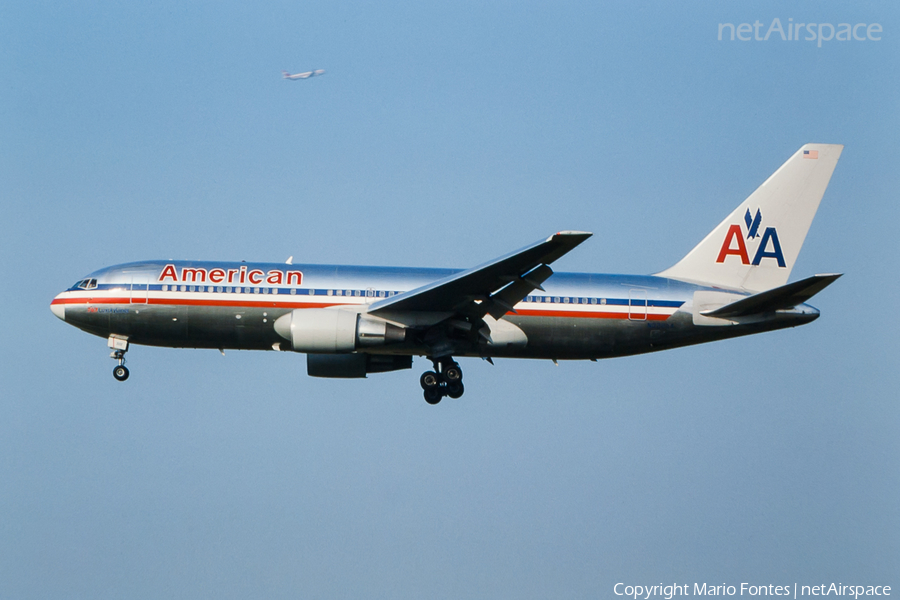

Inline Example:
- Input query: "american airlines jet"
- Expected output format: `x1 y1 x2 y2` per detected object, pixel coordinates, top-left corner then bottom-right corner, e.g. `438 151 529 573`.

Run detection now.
51 144 843 404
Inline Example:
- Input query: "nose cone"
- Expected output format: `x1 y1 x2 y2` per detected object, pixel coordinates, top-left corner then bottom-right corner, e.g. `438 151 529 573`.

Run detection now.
50 298 66 321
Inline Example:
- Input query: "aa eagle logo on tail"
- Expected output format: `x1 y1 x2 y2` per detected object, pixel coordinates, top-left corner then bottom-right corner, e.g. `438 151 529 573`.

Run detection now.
716 208 786 267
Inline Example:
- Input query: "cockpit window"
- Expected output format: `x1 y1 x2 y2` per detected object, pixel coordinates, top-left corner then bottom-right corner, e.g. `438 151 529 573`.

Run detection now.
72 278 98 290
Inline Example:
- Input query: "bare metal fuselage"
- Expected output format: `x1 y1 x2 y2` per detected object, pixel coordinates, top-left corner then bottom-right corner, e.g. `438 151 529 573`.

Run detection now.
51 260 819 361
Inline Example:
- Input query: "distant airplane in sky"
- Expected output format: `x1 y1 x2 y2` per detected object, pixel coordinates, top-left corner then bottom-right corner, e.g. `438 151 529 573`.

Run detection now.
282 69 325 80
51 145 843 404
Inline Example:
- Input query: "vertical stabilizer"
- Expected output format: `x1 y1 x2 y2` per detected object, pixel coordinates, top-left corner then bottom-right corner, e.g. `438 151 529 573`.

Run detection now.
656 144 843 292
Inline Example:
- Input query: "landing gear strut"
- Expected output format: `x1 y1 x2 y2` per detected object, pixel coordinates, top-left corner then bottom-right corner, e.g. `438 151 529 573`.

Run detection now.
420 357 464 404
109 335 130 382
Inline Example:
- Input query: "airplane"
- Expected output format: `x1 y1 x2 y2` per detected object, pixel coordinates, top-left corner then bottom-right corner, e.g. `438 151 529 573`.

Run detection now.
50 144 843 404
282 69 325 80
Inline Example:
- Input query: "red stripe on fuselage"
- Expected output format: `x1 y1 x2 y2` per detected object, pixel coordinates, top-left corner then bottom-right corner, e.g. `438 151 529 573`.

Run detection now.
515 308 671 321
53 297 132 305
51 296 675 320
52 296 344 310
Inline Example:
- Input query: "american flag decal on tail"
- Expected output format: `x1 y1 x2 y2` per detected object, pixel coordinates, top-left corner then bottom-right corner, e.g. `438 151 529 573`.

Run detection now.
803 150 819 159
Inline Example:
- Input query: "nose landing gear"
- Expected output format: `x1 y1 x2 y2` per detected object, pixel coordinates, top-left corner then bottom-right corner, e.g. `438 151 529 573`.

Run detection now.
113 362 129 381
420 358 464 404
108 335 130 381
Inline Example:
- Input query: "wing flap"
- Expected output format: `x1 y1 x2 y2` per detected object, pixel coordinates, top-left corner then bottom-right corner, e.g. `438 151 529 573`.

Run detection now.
485 264 554 320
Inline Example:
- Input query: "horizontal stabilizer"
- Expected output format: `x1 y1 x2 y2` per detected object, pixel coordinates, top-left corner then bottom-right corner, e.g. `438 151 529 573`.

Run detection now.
701 273 842 319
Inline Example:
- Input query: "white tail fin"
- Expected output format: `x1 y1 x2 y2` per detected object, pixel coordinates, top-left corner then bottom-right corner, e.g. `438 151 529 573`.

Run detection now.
657 144 843 292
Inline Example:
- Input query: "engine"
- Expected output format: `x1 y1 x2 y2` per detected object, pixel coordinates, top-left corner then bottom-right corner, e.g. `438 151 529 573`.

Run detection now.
306 353 413 378
274 308 406 353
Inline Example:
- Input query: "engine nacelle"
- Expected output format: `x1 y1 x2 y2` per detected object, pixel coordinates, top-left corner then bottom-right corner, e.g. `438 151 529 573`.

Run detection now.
307 353 413 378
274 309 406 353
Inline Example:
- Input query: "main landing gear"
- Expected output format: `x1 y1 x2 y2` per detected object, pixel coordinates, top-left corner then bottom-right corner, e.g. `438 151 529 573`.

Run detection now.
108 335 130 381
420 358 464 404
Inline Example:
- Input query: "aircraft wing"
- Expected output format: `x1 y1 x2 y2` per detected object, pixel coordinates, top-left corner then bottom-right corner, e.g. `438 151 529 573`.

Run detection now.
367 231 592 321
701 273 842 319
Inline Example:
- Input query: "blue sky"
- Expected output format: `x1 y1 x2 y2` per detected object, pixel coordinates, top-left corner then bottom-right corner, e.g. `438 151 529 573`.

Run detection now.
2 1 898 597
